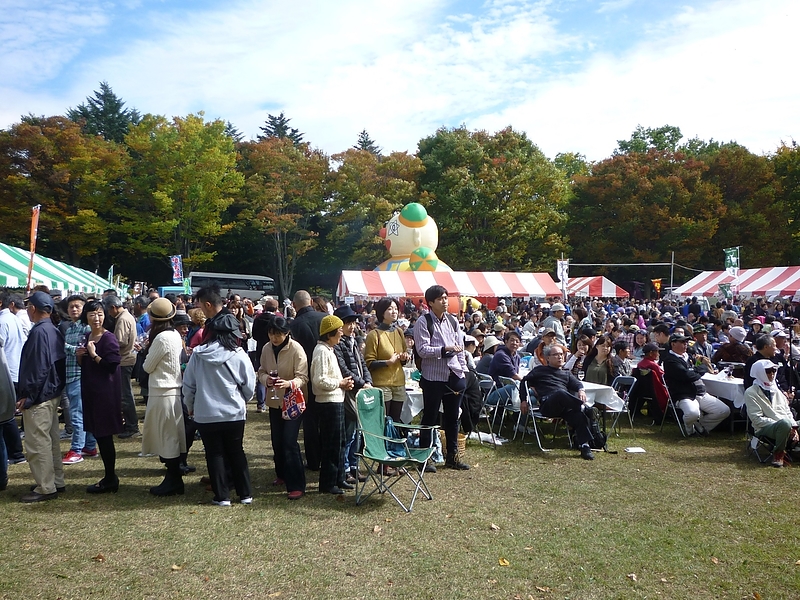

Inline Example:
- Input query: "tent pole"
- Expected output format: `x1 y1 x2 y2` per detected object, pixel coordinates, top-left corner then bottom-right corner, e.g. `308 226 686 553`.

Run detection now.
670 251 674 295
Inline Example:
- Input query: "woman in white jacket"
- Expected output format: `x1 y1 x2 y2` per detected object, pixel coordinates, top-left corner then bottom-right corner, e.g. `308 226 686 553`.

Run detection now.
142 299 187 496
183 313 256 506
744 359 798 468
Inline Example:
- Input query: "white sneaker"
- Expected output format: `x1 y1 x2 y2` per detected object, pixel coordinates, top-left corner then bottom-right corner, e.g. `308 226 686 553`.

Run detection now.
211 499 231 507
240 497 253 505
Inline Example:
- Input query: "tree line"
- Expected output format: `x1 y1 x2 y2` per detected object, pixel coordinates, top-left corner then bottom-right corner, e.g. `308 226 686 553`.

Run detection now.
1 83 798 298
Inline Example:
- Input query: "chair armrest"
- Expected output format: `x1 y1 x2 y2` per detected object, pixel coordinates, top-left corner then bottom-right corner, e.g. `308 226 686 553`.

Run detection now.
357 429 408 445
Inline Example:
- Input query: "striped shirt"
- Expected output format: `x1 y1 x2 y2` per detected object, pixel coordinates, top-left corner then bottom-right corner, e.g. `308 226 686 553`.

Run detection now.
414 312 467 382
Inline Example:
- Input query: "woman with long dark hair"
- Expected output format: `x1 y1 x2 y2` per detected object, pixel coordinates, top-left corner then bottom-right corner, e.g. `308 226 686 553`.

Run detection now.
77 300 123 494
183 313 256 506
141 298 186 496
581 336 616 386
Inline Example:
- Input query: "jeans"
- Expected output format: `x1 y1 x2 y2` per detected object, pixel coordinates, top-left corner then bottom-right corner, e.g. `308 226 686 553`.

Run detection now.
66 379 96 452
197 420 251 502
486 384 516 406
120 365 139 432
1 418 24 461
343 414 359 473
268 408 305 493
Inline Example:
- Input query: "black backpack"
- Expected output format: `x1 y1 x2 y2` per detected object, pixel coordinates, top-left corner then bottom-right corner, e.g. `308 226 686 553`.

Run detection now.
583 405 616 452
412 312 460 371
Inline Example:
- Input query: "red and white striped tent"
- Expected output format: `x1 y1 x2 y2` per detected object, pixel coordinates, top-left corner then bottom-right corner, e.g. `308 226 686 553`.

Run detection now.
673 266 800 298
338 270 561 302
567 276 629 298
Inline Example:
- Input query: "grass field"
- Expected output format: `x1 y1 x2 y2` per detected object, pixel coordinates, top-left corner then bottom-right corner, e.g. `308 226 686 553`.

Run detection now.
2 405 798 600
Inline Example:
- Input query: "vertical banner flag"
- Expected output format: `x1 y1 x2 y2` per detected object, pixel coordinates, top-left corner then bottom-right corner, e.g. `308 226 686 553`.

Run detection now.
651 278 662 296
718 283 732 299
183 277 192 295
108 265 114 287
26 204 41 292
723 247 739 277
170 255 184 284
556 260 569 298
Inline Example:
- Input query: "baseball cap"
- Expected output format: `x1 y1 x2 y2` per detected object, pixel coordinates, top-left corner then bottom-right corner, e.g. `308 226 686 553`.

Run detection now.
26 291 54 312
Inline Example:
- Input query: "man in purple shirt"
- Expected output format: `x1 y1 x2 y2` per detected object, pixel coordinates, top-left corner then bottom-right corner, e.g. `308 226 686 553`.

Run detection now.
414 285 469 471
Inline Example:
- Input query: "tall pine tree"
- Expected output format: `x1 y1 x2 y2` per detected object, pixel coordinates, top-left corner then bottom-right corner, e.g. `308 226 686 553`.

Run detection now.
257 112 304 145
67 81 141 143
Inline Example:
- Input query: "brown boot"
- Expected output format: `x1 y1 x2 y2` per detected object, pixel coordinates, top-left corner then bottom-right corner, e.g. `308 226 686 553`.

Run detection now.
771 450 786 468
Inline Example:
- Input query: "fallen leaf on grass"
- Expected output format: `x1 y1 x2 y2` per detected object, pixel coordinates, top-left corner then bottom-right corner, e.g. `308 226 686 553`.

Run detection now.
711 557 720 565
490 523 500 531
267 592 282 597
499 558 510 566
488 579 498 585
373 526 382 534
346 572 355 577
795 560 800 566
753 593 762 600
535 585 552 592
171 564 183 571
385 518 392 523
626 573 637 582
524 547 533 551
202 576 210 582
660 578 668 583
91 554 105 563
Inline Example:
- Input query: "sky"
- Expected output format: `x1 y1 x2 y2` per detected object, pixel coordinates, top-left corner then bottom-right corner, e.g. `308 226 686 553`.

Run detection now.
1 0 798 161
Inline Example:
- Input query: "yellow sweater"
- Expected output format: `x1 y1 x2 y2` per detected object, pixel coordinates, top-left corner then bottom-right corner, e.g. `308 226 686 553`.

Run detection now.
364 326 406 387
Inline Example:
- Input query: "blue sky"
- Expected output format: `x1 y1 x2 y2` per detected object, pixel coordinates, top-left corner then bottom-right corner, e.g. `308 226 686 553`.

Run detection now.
2 0 797 160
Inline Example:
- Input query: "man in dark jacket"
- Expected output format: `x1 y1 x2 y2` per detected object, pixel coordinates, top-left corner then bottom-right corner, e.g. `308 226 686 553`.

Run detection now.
662 333 730 436
333 305 372 484
251 299 278 412
520 344 595 460
16 292 67 502
290 290 325 471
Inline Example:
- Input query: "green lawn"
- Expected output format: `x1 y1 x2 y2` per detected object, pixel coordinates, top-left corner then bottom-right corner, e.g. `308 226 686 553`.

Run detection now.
2 408 797 600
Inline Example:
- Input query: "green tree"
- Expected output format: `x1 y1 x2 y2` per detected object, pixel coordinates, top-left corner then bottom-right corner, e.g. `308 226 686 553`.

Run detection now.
418 126 570 271
224 121 244 143
704 145 789 268
125 113 244 269
568 150 725 278
773 141 800 264
327 149 423 269
354 130 382 155
239 137 328 298
257 112 304 145
67 81 141 143
0 115 129 268
615 125 683 155
553 152 591 181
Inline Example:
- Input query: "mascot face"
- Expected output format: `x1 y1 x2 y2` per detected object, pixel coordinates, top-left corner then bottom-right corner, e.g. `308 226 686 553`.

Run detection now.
379 202 438 258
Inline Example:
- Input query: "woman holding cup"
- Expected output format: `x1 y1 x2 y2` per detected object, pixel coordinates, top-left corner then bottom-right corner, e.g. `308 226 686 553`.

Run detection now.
257 317 309 500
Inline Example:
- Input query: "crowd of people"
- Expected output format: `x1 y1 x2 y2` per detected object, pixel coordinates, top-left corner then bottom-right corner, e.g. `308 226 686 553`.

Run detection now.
2 286 799 505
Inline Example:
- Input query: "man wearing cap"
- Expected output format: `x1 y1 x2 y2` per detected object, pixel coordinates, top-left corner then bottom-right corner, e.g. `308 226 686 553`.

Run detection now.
0 292 28 465
711 326 753 365
662 333 730 436
541 303 567 346
103 295 140 438
688 325 716 375
16 292 67 502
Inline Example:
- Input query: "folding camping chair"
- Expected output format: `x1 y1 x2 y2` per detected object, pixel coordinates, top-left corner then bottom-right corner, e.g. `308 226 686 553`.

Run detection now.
474 373 499 447
632 367 686 437
516 382 553 452
495 376 522 438
608 375 636 437
744 406 777 464
355 388 437 512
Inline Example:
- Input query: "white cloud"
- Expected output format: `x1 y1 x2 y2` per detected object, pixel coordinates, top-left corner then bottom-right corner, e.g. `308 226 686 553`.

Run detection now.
472 0 800 159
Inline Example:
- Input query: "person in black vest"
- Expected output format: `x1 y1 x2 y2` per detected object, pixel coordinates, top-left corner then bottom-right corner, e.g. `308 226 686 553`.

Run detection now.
289 290 325 471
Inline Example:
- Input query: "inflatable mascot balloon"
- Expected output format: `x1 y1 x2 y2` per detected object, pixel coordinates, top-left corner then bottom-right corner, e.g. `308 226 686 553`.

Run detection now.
375 203 452 272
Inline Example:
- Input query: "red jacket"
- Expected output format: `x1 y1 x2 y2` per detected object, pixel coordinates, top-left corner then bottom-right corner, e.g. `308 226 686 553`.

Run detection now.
637 357 669 411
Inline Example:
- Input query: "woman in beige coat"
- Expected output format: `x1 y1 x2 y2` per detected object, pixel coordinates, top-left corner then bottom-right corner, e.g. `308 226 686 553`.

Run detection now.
257 317 308 500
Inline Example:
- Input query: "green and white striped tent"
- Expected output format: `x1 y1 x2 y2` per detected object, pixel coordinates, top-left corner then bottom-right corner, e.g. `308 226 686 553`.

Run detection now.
0 242 110 294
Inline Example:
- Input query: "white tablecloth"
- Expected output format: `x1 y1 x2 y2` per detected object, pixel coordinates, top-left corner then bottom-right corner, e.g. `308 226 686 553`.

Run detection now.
701 373 746 408
582 381 624 412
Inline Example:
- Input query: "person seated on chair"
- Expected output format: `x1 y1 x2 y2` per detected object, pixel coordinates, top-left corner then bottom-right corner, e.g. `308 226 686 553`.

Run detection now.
486 331 522 406
688 325 716 375
519 344 596 460
612 340 633 377
635 342 669 423
743 334 787 391
744 359 799 468
476 336 502 374
662 333 730 436
711 326 753 365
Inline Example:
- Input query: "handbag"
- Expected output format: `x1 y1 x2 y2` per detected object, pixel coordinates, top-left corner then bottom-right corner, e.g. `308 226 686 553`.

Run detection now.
282 381 306 421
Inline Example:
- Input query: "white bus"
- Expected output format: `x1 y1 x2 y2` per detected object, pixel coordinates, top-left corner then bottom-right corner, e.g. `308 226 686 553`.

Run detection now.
189 272 276 301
